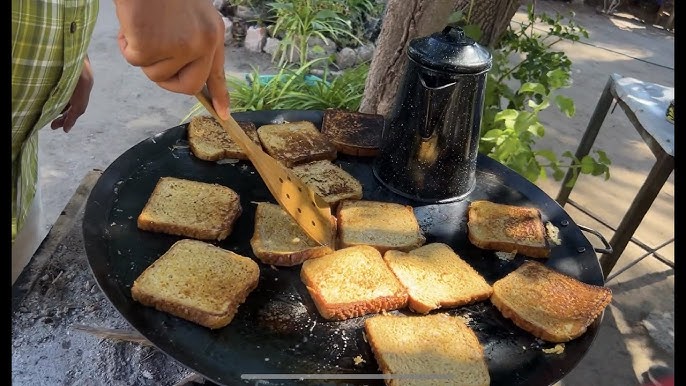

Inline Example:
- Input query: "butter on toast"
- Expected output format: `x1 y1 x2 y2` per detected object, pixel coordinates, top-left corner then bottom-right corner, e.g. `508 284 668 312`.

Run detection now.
300 245 408 320
250 202 334 266
187 115 261 161
337 200 426 254
257 121 337 167
290 160 363 209
467 200 551 258
321 109 384 157
491 261 612 342
131 239 260 329
364 313 490 386
383 243 492 314
137 177 241 241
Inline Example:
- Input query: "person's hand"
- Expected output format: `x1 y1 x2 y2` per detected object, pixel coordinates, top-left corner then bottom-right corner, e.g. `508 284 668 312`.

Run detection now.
114 0 230 120
51 56 94 133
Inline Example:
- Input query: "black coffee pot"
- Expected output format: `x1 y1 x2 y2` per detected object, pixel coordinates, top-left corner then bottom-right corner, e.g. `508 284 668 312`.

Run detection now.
373 26 492 203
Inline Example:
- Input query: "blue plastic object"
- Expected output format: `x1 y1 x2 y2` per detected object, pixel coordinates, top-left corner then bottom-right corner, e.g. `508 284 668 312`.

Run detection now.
245 73 326 86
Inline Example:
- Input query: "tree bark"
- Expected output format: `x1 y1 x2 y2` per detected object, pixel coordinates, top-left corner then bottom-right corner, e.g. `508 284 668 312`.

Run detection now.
455 0 522 48
360 0 522 116
359 0 455 117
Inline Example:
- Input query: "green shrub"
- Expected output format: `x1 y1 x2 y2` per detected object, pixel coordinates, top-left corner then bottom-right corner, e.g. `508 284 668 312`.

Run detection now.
455 4 611 184
266 0 359 66
183 59 368 121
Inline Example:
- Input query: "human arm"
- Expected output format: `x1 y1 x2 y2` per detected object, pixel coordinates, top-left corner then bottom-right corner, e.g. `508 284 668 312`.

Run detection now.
113 0 230 120
51 55 94 133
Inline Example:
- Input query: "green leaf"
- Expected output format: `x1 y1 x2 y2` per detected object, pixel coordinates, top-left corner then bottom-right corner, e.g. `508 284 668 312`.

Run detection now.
513 111 535 133
463 24 483 41
528 98 550 111
591 164 607 176
315 10 339 20
538 166 548 181
596 150 611 165
447 10 464 24
536 149 557 162
553 169 565 181
562 150 575 159
527 122 545 137
580 155 595 174
482 129 503 140
519 82 546 95
555 95 575 117
494 109 518 122
547 68 571 89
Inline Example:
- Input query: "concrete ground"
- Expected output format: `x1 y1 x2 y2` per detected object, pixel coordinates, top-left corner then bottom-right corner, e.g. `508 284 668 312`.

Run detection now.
34 1 674 385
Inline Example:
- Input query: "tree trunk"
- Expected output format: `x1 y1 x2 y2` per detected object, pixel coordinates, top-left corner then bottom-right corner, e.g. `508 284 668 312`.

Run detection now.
455 0 522 48
360 0 522 116
358 0 455 117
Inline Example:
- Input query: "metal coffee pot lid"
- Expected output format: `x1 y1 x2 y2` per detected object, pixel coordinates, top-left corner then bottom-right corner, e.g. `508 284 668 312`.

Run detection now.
408 26 492 74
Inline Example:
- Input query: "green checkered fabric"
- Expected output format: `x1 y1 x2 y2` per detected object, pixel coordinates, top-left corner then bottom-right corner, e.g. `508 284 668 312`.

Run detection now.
12 0 99 241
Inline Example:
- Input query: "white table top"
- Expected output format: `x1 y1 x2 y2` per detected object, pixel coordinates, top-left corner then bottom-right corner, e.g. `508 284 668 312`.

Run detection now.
611 73 674 156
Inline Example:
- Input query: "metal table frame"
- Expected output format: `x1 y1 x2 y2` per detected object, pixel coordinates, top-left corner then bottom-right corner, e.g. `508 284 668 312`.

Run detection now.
555 73 674 278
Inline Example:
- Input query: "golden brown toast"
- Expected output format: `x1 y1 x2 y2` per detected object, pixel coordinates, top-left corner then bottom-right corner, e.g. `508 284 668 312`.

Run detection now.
467 200 551 258
137 177 241 241
300 245 408 320
337 200 426 254
187 115 261 161
290 160 363 209
383 243 492 314
320 109 384 157
364 314 490 386
250 202 334 266
131 239 260 329
256 121 337 167
491 260 612 342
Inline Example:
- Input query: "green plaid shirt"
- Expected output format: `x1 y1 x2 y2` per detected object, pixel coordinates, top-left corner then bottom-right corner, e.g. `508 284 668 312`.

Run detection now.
12 0 99 241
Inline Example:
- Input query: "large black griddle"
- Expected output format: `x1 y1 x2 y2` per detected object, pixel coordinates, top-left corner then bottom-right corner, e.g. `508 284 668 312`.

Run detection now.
84 110 606 386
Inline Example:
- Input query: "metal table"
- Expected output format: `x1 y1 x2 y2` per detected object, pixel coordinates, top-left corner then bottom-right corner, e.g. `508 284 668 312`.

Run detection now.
555 73 674 278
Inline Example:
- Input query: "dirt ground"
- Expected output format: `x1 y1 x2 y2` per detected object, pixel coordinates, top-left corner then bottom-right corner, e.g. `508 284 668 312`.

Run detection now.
29 0 673 385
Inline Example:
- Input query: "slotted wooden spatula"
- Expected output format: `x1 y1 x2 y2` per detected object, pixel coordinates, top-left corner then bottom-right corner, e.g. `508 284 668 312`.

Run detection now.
194 89 336 247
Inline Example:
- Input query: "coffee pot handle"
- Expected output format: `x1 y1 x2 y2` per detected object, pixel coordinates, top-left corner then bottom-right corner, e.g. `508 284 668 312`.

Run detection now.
418 74 457 139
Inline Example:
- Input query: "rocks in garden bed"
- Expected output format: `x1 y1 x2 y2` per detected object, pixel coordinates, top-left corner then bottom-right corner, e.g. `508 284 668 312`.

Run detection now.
307 37 338 59
211 0 224 12
222 17 233 46
245 26 267 52
355 43 375 64
231 18 248 46
263 37 280 56
363 16 383 42
336 48 358 70
236 5 260 21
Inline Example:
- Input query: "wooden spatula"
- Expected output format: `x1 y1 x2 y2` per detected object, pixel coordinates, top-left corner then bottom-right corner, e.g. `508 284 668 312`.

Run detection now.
194 89 336 247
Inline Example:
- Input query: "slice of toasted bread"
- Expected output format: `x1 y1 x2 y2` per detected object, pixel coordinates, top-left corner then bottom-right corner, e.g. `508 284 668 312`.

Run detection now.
137 177 241 241
321 109 384 157
187 115 261 161
256 121 337 167
290 160 363 209
383 243 492 314
467 200 551 258
250 202 334 266
131 239 260 329
300 245 408 320
491 261 612 342
337 200 426 254
364 314 490 386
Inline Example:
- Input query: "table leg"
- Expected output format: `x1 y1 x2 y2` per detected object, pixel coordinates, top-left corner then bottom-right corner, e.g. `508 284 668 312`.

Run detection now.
556 77 615 206
599 152 674 277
